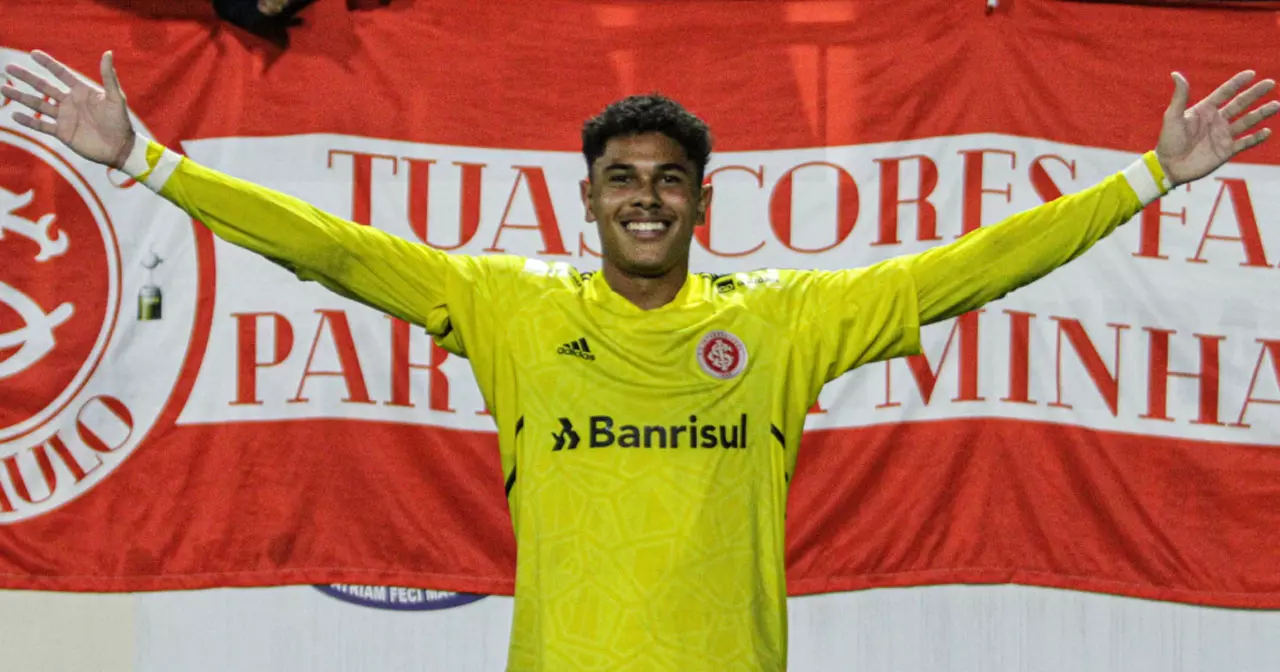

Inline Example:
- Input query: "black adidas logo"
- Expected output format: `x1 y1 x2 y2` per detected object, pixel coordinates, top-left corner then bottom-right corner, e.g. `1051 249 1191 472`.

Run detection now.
557 337 595 361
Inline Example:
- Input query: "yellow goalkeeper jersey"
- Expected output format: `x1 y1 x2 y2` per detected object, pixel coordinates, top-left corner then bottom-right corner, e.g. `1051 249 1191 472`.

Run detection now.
128 138 1168 671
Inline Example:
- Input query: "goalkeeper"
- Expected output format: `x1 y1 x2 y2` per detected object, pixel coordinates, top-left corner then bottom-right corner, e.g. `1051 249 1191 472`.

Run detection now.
4 50 1275 672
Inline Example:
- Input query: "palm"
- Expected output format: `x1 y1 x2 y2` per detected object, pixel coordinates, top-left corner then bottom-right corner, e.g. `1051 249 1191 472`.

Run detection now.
1157 71 1278 186
51 86 130 163
1 51 135 168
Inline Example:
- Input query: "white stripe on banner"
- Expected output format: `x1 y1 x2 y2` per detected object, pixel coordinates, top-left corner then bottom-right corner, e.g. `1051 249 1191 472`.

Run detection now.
171 133 1280 447
128 586 1280 672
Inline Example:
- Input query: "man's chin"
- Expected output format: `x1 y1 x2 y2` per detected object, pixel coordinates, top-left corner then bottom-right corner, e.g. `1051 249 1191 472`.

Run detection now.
613 257 678 279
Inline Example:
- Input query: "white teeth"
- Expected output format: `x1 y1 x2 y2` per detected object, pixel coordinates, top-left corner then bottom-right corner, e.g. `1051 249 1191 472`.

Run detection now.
625 222 666 232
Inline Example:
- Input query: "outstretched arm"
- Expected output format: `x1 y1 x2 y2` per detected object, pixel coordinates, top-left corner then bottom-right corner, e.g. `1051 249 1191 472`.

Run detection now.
908 70 1277 325
1 50 501 336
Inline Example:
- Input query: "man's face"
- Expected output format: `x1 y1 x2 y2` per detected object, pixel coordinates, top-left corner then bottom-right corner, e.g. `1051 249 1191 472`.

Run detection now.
580 132 712 279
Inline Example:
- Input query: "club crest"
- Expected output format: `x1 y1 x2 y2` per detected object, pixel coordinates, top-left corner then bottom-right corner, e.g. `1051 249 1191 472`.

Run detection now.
696 330 747 380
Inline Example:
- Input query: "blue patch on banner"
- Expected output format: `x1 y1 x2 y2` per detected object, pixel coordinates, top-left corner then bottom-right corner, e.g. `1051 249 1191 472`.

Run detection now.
314 584 486 611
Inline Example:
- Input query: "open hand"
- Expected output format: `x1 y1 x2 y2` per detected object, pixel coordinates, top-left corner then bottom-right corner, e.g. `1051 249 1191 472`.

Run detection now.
1 51 136 169
1157 71 1278 186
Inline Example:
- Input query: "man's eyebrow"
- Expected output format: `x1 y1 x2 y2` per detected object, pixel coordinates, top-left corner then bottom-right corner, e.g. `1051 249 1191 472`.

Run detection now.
601 162 690 173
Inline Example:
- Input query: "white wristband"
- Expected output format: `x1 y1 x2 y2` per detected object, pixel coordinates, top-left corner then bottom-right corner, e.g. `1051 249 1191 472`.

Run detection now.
119 135 182 193
120 134 150 179
1123 156 1164 207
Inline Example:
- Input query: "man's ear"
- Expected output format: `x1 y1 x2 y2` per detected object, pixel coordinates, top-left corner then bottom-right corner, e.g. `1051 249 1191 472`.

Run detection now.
579 178 596 223
695 183 713 227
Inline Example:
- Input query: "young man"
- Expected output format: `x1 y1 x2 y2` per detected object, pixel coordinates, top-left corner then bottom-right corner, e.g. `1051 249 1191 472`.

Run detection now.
4 51 1276 671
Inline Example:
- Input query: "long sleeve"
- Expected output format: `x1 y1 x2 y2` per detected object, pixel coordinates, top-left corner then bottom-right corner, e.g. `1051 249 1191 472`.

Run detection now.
786 151 1170 385
121 136 521 355
907 151 1170 325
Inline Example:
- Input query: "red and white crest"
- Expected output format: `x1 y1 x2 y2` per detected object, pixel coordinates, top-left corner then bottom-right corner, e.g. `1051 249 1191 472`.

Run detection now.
0 47 206 522
696 330 747 380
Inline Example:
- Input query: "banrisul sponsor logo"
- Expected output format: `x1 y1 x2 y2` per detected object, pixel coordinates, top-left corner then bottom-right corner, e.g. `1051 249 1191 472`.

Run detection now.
551 415 749 450
313 584 485 611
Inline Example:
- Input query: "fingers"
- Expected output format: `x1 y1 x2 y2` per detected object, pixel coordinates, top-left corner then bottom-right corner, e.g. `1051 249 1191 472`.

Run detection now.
100 51 125 103
1167 72 1190 117
1231 127 1272 155
1221 79 1276 119
3 64 67 101
30 50 87 90
11 111 56 136
1202 70 1256 109
0 85 58 117
1229 100 1280 136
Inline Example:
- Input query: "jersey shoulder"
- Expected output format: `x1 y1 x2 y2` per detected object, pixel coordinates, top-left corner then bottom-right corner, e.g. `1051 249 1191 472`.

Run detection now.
697 268 813 298
697 268 816 323
496 257 589 295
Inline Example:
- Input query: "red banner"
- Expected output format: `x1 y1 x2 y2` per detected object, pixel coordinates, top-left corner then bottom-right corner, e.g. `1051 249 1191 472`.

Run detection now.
2 0 1279 609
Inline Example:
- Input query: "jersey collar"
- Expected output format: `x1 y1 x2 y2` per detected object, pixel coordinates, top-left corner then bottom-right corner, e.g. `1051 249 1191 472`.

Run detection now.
585 270 707 316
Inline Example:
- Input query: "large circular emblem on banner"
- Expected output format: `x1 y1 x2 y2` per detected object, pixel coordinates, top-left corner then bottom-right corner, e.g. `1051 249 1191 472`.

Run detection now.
0 47 205 522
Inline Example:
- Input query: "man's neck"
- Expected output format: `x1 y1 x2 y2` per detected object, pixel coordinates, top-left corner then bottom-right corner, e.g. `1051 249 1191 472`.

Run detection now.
602 262 688 311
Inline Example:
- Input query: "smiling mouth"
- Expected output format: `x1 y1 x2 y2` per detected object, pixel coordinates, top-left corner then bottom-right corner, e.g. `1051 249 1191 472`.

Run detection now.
621 220 672 240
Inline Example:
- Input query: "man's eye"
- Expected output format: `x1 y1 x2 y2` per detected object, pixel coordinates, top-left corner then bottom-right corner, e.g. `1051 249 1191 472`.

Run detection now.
662 174 683 184
609 175 630 184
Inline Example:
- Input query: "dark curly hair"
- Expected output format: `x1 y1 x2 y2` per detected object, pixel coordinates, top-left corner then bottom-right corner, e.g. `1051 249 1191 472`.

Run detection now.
581 94 713 182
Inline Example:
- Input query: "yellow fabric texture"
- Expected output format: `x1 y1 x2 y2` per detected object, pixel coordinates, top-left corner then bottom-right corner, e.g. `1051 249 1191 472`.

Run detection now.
152 141 1153 671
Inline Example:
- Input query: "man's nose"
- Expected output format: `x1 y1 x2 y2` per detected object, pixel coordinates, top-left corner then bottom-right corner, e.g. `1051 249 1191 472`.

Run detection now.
631 178 661 208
